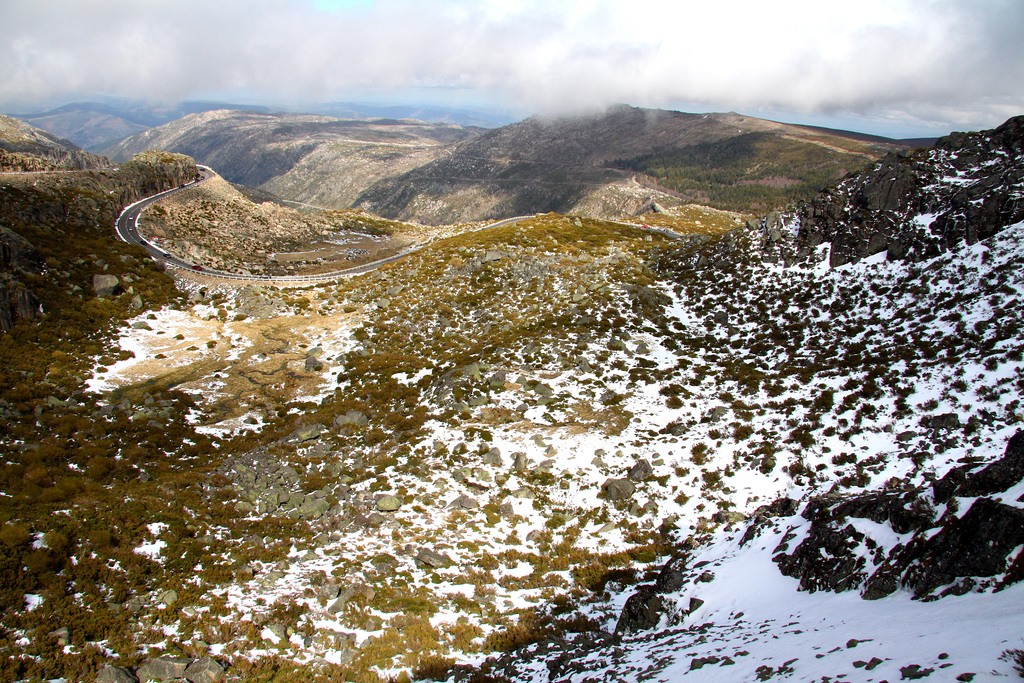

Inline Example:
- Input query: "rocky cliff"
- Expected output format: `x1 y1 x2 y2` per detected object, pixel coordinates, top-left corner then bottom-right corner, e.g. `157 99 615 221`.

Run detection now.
787 115 1024 267
0 148 197 331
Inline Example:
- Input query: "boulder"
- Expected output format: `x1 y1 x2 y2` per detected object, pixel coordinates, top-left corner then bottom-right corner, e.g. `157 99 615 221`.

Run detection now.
136 657 190 682
287 423 323 443
511 452 530 472
415 548 453 568
628 459 654 482
483 447 504 466
95 666 139 683
376 495 402 512
450 494 478 509
602 478 636 501
614 585 665 634
927 412 961 431
334 410 368 427
183 657 224 683
155 589 178 607
92 274 121 297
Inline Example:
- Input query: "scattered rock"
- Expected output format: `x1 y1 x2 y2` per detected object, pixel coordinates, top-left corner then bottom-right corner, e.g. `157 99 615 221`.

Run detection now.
136 657 190 682
602 478 636 501
628 458 654 482
183 657 224 683
899 664 935 679
92 274 121 297
376 495 402 512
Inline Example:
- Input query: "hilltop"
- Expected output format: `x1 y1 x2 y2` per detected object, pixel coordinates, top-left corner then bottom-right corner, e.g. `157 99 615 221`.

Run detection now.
0 115 1022 683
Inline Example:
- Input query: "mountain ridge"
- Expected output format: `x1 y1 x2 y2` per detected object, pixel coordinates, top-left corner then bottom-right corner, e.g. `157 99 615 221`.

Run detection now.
102 105 920 224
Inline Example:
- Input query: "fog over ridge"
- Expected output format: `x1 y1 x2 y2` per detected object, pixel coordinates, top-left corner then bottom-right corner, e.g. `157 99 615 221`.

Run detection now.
3 0 1022 134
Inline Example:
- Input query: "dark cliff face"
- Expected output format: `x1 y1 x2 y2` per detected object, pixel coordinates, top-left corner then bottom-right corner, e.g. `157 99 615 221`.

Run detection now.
792 115 1024 267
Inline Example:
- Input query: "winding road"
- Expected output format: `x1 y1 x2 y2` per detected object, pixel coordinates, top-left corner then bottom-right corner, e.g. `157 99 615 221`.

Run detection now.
115 166 681 284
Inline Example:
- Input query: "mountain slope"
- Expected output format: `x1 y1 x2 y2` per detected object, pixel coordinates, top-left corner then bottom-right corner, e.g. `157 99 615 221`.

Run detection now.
13 102 150 151
783 114 1024 267
103 109 482 203
104 105 917 224
353 105 917 223
1 117 1022 683
0 114 112 170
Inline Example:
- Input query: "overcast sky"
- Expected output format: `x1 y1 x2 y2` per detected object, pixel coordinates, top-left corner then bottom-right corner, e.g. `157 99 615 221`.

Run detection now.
3 0 1023 136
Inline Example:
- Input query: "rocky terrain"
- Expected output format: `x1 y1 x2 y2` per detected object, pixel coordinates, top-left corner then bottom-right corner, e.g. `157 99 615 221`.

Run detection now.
0 115 1022 683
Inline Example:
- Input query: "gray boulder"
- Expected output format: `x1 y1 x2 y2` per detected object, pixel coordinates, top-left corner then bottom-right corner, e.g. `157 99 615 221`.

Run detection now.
334 410 368 427
416 548 453 568
450 494 478 509
184 657 224 683
92 274 121 297
95 666 138 683
628 459 654 482
483 447 504 466
512 452 530 472
136 657 190 682
602 478 636 501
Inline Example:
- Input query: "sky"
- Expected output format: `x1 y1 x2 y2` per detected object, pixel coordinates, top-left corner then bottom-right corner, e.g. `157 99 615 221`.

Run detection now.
2 0 1023 137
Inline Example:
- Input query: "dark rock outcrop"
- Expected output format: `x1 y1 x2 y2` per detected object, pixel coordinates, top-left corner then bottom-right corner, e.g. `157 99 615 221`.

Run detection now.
772 431 1024 600
614 555 689 635
786 115 1024 267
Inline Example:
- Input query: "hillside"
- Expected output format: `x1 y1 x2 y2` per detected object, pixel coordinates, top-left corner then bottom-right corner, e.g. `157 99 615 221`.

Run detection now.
103 109 483 206
355 106 918 222
104 105 919 225
0 114 112 171
0 116 1022 683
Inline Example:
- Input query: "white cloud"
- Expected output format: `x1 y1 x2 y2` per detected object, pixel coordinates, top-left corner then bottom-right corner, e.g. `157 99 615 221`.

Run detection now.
1 0 1022 132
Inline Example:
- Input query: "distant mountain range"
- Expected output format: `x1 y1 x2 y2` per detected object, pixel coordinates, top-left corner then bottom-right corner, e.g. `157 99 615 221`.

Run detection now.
98 104 931 223
9 100 516 152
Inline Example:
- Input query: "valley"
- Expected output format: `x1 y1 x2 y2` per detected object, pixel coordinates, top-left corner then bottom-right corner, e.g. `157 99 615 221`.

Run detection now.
0 112 1023 683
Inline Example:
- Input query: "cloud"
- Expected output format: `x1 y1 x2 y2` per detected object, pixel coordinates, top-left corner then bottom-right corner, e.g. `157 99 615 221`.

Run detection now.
2 0 1022 132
